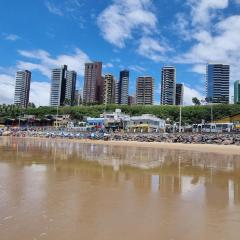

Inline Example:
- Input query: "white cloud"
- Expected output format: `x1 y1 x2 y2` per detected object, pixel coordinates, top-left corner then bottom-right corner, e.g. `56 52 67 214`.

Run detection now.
187 0 229 26
137 37 169 62
45 1 63 16
17 48 90 78
173 14 192 41
180 15 240 81
184 85 205 106
30 82 51 106
45 0 85 27
97 0 157 48
190 64 206 74
103 63 114 69
0 74 15 104
129 65 146 73
17 61 51 78
0 73 51 106
0 47 90 106
3 33 21 41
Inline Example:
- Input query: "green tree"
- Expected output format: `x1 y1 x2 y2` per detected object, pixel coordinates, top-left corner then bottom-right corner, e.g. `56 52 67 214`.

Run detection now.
192 97 201 106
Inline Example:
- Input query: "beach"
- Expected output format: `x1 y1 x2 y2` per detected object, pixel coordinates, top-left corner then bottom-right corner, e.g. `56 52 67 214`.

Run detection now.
4 136 240 155
1 136 240 240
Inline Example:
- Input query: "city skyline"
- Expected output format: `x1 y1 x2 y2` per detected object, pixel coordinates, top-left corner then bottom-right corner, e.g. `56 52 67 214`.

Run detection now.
12 61 237 107
1 1 240 106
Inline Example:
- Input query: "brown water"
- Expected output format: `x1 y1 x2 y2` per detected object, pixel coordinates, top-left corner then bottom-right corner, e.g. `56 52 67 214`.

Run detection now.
0 138 240 240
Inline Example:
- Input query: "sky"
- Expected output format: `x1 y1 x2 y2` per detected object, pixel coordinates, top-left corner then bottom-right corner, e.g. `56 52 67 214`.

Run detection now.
1 0 240 106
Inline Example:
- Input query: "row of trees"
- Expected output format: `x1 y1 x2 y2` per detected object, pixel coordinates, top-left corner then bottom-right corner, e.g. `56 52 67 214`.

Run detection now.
1 104 240 125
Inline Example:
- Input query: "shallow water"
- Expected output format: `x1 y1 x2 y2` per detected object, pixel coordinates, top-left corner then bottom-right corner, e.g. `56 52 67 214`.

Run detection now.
0 137 240 240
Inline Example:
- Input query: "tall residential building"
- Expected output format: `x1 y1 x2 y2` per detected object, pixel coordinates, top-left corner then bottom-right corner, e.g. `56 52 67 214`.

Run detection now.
115 80 119 104
234 80 240 104
119 70 129 105
128 95 136 105
83 62 103 104
14 70 31 108
50 65 67 107
103 74 116 105
206 63 230 104
66 71 77 106
50 65 76 107
161 66 176 105
175 83 184 106
136 76 154 105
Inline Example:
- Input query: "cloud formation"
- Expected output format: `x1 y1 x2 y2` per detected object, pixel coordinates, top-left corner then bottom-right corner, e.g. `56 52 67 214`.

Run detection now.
97 0 157 48
2 33 21 41
0 73 51 106
0 74 15 104
187 0 228 26
0 47 90 106
137 37 169 62
17 48 90 78
45 1 63 16
184 85 205 106
173 0 240 87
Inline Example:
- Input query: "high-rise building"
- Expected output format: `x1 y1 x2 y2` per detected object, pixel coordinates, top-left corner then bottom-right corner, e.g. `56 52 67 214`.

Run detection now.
14 70 31 108
50 65 76 107
83 62 103 104
115 80 119 104
175 83 184 106
136 76 154 105
234 80 240 104
50 65 67 107
128 95 136 105
66 71 77 106
119 70 129 105
103 74 116 105
206 63 230 104
161 66 176 105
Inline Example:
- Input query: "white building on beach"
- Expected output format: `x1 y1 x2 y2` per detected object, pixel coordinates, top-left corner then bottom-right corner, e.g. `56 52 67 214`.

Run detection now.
127 114 166 133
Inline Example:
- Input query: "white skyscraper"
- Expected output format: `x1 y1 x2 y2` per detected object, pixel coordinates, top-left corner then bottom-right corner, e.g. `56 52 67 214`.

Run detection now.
50 65 77 106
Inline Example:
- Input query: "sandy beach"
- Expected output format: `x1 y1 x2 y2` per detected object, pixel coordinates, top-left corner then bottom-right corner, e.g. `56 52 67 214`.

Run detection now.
6 136 240 155
73 139 240 155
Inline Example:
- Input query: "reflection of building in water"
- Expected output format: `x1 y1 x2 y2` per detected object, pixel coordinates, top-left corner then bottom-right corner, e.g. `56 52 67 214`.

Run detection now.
151 175 160 193
159 176 181 194
205 177 230 207
233 181 240 205
191 153 236 172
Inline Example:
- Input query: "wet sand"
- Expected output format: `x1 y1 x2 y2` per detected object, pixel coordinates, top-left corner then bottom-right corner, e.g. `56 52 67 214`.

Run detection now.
10 136 240 155
74 139 240 155
0 137 240 240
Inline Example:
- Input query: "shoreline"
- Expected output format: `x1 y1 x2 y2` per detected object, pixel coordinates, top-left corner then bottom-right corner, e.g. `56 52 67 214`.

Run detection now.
4 136 240 155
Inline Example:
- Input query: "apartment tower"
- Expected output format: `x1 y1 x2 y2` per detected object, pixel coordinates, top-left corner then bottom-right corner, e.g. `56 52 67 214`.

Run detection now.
83 62 103 104
161 66 176 105
136 76 154 105
175 83 184 106
103 74 116 105
50 65 76 106
234 80 240 104
118 70 129 105
65 71 77 106
206 63 230 103
14 70 31 108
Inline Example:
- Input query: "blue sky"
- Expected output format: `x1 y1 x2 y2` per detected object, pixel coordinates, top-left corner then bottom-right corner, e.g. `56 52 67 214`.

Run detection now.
1 0 240 106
